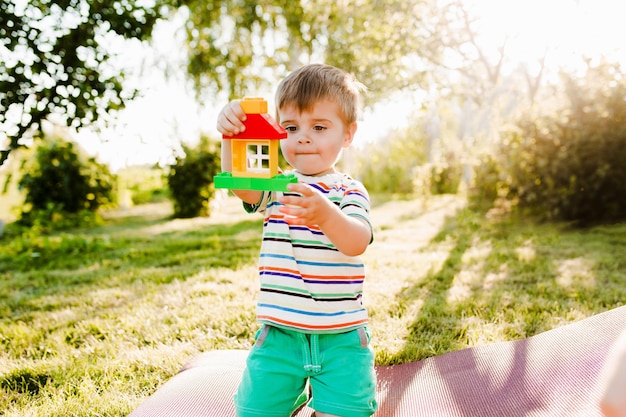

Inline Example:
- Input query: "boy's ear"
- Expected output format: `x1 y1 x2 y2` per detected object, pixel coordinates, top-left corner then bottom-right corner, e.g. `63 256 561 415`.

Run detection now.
343 122 358 147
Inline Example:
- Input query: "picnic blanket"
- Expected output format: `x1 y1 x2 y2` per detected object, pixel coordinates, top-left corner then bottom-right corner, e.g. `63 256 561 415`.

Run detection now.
129 305 626 416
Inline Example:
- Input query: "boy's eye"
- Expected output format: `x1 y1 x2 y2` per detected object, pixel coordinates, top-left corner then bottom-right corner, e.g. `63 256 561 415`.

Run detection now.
284 125 297 132
313 125 326 131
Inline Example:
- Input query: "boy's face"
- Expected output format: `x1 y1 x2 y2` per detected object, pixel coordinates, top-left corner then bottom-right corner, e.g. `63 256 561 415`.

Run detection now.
278 99 357 176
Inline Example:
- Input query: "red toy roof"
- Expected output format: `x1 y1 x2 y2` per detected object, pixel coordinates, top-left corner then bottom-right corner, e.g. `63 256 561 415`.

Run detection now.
222 113 287 140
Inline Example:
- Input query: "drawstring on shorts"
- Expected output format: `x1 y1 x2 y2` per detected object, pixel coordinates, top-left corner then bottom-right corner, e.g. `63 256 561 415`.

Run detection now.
299 333 322 374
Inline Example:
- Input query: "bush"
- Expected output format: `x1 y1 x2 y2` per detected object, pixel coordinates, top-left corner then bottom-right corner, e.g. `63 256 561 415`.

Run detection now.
429 157 463 195
117 165 169 206
167 137 220 218
18 138 115 230
471 61 626 225
352 125 427 194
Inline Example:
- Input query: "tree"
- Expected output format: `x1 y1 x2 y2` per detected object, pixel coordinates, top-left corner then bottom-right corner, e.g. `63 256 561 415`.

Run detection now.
181 0 433 103
472 60 626 225
0 0 175 167
396 0 555 186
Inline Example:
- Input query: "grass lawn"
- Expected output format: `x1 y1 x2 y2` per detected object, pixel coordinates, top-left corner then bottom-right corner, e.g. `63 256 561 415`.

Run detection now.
1 194 625 416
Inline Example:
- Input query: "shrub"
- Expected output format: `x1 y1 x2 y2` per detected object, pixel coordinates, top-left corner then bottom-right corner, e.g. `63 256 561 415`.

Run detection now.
471 61 626 225
352 125 427 194
117 165 169 206
429 157 463 195
167 137 220 218
18 138 115 230
469 153 503 210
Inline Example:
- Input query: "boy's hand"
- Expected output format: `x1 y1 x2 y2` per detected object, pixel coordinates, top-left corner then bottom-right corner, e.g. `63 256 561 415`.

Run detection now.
278 182 371 256
216 100 246 136
278 182 333 226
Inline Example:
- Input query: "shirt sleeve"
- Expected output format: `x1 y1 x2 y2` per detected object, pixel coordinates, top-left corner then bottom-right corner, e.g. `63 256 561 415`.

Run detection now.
243 191 272 214
341 179 374 243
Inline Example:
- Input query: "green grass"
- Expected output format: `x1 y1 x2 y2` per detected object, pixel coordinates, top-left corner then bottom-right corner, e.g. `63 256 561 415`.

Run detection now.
0 157 25 223
367 196 625 364
1 195 625 416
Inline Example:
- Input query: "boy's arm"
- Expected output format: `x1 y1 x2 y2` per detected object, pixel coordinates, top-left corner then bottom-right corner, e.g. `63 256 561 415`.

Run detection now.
217 101 263 205
319 208 371 257
279 182 371 256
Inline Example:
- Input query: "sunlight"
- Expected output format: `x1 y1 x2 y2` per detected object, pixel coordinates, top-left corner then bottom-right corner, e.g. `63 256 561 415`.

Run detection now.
460 316 508 347
447 237 493 303
446 235 511 305
555 257 596 290
515 239 536 263
72 0 626 169
462 0 626 74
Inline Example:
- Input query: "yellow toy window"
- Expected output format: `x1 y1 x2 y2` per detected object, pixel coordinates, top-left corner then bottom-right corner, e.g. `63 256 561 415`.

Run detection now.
247 143 270 172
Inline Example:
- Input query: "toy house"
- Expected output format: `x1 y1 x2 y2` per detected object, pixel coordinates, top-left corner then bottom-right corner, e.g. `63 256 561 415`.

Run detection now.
214 97 297 191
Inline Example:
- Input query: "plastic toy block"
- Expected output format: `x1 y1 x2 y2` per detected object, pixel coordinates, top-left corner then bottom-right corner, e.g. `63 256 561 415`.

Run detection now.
222 113 287 140
229 136 281 178
216 97 291 190
240 97 268 114
214 172 297 192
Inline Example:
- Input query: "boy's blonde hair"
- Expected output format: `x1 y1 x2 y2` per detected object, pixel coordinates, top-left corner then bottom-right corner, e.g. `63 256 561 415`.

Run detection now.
275 64 366 125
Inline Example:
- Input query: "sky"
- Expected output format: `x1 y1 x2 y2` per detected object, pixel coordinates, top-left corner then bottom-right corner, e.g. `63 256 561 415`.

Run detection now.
463 0 625 73
74 0 626 171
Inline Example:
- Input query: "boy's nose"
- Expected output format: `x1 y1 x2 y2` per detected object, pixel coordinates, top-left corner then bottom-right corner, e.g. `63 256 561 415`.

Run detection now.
297 133 312 144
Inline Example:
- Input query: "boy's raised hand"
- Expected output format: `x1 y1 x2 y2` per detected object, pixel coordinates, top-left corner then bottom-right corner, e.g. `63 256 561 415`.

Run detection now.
278 182 371 257
216 100 247 136
278 182 333 226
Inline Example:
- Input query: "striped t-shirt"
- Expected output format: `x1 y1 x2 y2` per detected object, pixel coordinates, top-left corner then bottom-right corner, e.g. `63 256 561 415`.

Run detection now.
244 170 372 333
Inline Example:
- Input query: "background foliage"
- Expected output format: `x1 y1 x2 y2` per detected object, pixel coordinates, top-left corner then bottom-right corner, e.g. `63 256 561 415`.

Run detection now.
470 61 626 225
0 0 175 166
1 1 625 415
351 122 428 195
166 136 220 218
182 0 432 102
18 138 115 230
118 165 169 206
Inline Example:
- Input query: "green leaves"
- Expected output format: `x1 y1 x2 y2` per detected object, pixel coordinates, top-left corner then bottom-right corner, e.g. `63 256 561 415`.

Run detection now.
182 0 430 102
18 138 115 229
166 137 220 218
0 0 173 166
472 61 626 226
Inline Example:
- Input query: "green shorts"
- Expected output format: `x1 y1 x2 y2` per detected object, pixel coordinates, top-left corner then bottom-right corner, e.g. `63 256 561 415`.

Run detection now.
234 325 377 417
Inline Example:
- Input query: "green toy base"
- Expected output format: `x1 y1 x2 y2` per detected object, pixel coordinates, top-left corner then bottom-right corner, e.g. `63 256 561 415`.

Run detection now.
214 172 297 191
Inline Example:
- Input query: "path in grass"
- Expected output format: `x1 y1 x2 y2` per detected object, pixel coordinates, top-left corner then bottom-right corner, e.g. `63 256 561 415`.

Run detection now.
1 193 623 416
365 195 467 363
363 195 625 365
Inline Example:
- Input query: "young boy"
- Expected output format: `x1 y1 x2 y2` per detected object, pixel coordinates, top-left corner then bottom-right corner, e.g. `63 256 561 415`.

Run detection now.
217 63 377 417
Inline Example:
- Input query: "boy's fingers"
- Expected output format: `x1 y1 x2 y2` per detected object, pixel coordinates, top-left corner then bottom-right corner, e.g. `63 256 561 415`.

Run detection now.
286 182 312 196
218 114 240 133
217 100 247 135
229 101 246 119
